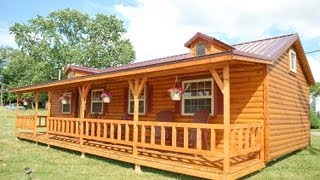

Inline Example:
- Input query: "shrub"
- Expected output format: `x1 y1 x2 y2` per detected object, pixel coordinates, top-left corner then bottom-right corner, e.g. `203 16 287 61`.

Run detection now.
310 108 320 129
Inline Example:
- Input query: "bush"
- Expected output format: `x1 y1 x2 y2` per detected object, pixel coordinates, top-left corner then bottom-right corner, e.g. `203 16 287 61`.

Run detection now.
310 108 320 129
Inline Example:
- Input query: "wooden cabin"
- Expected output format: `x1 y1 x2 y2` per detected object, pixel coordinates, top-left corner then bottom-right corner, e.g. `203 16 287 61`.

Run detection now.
12 32 315 179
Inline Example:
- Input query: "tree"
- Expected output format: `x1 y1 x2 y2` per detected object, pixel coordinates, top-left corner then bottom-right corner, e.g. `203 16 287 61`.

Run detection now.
311 82 320 96
8 8 135 87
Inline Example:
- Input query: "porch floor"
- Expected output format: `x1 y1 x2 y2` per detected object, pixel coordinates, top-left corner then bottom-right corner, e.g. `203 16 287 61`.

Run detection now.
16 131 265 179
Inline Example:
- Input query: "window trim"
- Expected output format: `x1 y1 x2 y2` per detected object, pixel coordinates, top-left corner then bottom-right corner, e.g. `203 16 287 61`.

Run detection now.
289 49 297 73
181 78 214 116
196 43 206 56
61 92 72 114
91 89 104 114
128 87 146 115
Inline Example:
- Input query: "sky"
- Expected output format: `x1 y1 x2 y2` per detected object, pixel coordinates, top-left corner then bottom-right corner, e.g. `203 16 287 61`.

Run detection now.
0 0 319 82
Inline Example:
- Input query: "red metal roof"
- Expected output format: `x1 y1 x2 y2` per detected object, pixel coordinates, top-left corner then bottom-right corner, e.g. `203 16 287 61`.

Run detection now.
232 33 298 61
66 33 299 75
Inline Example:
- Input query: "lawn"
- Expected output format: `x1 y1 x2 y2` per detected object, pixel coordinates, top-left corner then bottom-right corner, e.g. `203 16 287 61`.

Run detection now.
1 107 320 179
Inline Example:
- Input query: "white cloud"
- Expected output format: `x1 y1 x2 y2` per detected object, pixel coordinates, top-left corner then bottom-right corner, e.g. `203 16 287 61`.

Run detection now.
307 55 320 83
0 24 16 48
115 0 320 61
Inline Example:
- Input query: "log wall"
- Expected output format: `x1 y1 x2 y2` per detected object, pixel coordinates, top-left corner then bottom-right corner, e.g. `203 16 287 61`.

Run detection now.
267 48 310 161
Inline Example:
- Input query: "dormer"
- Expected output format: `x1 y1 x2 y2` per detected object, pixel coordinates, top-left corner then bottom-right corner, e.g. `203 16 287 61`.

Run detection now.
65 64 100 79
184 32 234 57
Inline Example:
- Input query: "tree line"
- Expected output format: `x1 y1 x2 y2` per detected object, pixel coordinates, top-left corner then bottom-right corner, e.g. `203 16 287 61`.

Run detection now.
0 9 135 105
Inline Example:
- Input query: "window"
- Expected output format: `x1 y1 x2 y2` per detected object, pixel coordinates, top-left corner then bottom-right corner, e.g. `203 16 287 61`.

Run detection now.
68 71 74 79
128 87 146 114
61 93 71 114
289 49 297 73
182 78 213 115
196 43 206 56
91 89 103 114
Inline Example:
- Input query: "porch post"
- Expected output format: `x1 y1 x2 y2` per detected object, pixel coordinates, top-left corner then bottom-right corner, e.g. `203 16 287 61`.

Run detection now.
128 77 147 172
78 84 91 148
15 93 21 136
34 92 39 137
223 64 230 173
16 93 20 116
46 91 52 144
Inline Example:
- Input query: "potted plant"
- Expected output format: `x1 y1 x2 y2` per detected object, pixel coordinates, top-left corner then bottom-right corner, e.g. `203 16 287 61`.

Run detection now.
168 87 185 101
59 94 71 104
100 91 112 103
21 99 29 106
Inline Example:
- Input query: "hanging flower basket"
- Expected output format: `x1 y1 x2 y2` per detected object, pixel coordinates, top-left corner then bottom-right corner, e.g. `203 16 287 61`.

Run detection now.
101 92 112 103
59 94 71 104
21 99 29 106
168 87 185 101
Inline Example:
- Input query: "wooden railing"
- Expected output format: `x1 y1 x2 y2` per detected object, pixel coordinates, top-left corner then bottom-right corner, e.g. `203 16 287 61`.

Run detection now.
229 123 263 157
16 115 36 130
45 117 263 160
48 117 81 138
82 119 134 146
137 121 225 157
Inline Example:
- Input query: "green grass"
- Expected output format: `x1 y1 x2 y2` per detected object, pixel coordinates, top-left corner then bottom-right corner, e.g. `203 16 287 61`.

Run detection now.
1 107 320 179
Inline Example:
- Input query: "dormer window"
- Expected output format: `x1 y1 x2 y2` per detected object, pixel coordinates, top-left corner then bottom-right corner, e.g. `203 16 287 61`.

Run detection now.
196 43 206 56
289 49 297 73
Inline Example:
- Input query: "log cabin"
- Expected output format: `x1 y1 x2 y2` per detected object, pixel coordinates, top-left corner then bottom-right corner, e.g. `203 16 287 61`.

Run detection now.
11 32 315 179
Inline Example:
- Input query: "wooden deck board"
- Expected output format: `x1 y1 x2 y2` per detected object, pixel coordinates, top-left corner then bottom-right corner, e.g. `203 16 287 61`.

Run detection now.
16 132 265 179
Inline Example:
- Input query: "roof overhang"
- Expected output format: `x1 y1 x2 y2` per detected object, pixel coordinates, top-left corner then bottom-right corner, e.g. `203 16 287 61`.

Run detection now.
10 51 272 93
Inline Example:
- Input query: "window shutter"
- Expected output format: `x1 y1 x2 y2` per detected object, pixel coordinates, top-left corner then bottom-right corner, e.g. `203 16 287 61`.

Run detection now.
104 88 109 114
215 82 223 114
146 84 153 114
86 90 91 115
174 81 182 114
123 87 129 113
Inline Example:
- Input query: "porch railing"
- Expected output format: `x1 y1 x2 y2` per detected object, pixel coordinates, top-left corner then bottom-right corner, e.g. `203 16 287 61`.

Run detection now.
16 115 36 130
18 116 264 163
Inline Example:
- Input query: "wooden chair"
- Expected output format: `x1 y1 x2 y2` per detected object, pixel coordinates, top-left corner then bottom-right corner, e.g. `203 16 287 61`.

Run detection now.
155 110 173 144
189 109 210 150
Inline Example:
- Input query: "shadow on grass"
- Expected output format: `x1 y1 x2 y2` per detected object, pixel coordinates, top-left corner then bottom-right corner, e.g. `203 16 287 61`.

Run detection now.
18 139 201 179
307 146 320 155
85 154 202 179
241 145 320 180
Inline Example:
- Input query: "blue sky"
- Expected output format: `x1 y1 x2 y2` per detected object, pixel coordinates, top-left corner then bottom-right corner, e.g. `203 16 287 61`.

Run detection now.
0 0 319 81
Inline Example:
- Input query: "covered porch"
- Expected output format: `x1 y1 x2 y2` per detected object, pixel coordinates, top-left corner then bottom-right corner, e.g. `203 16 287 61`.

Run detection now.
14 62 266 179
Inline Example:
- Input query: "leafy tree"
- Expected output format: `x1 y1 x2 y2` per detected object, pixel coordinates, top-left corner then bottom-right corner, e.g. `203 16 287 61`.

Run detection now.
310 108 320 129
310 82 320 96
8 8 135 87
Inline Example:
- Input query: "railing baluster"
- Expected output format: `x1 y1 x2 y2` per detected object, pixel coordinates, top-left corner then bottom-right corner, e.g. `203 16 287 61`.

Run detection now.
172 126 177 148
117 124 121 140
211 128 215 151
151 125 155 144
97 122 101 138
196 128 201 150
161 126 165 146
104 122 107 138
184 127 188 149
86 121 89 136
245 128 250 149
230 130 235 152
110 123 114 139
239 128 243 150
91 121 95 137
125 124 129 142
141 125 145 143
250 127 255 148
